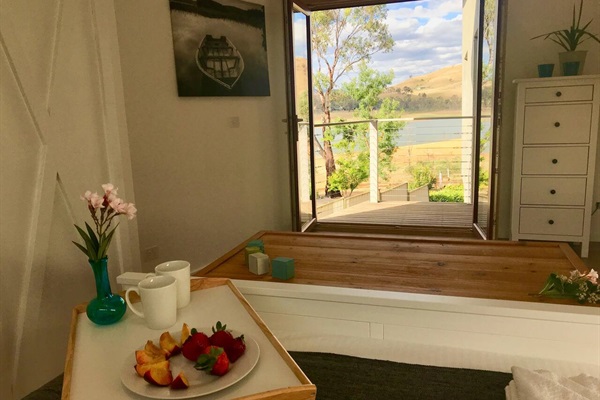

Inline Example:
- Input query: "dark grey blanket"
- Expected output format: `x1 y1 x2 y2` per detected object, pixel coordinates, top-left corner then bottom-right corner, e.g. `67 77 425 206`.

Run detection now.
22 352 512 399
21 374 63 400
289 351 512 400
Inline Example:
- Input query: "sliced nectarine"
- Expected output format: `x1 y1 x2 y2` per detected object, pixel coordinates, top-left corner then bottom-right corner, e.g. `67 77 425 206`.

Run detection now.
159 331 181 357
143 360 173 386
135 349 166 365
170 371 190 390
135 361 156 377
181 323 191 345
144 340 166 357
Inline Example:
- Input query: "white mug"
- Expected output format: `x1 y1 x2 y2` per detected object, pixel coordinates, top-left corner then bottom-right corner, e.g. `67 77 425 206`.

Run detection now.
147 260 191 308
125 275 177 330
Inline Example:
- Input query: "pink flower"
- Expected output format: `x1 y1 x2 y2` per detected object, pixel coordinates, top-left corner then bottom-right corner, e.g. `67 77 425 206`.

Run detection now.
586 269 598 285
83 190 104 210
106 192 118 203
109 197 124 212
81 190 93 201
74 183 136 262
108 197 137 219
569 269 584 280
122 203 137 220
102 183 118 197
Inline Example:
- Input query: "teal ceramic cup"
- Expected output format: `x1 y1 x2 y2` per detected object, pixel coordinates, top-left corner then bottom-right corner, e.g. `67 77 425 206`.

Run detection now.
537 63 554 78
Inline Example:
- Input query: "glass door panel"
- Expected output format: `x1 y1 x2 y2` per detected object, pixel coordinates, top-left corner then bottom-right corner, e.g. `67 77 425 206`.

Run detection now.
287 2 316 230
473 0 502 238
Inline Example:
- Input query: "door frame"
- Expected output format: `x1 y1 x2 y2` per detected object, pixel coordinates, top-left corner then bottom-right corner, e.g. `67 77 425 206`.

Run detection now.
285 0 505 237
472 0 505 239
284 0 318 231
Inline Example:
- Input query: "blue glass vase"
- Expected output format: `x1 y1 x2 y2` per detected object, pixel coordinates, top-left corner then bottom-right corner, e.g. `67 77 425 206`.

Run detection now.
86 257 126 325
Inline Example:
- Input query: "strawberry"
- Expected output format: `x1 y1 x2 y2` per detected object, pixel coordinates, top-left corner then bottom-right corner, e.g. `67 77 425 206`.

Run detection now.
209 321 234 349
225 335 246 363
194 346 230 376
181 329 210 361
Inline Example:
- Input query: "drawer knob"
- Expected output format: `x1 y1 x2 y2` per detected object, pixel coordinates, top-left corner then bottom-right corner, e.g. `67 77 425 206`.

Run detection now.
552 159 558 164
554 122 560 127
550 189 556 194
548 219 555 225
555 91 562 97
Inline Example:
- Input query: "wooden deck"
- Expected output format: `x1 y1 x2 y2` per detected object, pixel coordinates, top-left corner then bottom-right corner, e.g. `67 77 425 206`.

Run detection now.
195 231 595 306
318 200 474 228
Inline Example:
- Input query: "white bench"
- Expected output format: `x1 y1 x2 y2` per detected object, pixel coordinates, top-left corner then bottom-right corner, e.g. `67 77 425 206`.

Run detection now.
233 280 600 377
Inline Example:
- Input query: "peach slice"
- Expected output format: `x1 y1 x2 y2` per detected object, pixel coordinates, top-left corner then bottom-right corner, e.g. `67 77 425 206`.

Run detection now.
181 323 191 345
143 360 173 386
135 349 166 365
135 359 165 378
159 331 181 357
144 340 166 357
170 371 190 390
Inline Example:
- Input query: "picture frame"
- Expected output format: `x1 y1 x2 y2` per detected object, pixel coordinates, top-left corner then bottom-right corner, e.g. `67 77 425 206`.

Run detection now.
169 0 271 97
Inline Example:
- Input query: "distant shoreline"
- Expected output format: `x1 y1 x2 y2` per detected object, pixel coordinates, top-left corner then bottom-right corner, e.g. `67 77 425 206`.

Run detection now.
315 108 492 121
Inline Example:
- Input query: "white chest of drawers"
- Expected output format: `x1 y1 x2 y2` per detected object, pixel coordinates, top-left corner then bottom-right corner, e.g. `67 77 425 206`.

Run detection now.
511 75 600 258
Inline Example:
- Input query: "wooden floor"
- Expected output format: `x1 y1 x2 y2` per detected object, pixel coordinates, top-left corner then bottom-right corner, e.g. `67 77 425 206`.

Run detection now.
196 231 596 306
319 201 474 228
575 241 600 269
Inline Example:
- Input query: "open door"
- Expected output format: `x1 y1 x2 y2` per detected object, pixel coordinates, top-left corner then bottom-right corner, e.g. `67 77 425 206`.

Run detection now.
473 0 503 239
284 1 317 231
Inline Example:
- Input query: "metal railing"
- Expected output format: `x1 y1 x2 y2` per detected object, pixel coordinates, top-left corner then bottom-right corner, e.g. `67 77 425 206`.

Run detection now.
298 116 481 213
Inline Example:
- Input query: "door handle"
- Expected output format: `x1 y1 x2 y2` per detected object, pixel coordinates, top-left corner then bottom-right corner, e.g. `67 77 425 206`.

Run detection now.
282 117 304 123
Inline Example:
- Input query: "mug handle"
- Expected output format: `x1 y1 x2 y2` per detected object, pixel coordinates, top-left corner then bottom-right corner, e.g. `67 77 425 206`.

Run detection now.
125 287 144 318
145 272 156 278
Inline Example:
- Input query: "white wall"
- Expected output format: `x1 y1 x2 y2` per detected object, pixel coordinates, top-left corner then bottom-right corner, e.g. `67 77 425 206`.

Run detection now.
496 0 600 240
113 0 292 273
0 1 140 398
114 0 600 256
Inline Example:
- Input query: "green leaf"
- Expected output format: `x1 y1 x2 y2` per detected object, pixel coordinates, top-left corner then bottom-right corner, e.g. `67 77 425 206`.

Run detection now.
97 223 118 259
72 241 90 258
575 0 583 29
530 0 598 51
85 222 99 250
74 224 97 258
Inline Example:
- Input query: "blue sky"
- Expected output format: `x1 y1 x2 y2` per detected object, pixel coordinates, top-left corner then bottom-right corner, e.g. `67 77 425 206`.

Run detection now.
295 0 463 86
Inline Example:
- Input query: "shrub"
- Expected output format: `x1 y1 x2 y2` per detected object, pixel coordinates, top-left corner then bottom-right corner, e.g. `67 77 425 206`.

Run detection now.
406 162 436 190
429 185 464 202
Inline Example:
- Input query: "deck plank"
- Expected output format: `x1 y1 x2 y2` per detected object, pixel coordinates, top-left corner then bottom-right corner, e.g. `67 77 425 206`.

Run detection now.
319 201 474 228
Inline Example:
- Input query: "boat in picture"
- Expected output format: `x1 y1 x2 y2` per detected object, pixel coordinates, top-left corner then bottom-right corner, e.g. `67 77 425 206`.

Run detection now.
195 35 245 90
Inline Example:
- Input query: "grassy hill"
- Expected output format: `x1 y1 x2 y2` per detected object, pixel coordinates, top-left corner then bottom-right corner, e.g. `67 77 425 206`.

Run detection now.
384 64 462 99
295 60 470 118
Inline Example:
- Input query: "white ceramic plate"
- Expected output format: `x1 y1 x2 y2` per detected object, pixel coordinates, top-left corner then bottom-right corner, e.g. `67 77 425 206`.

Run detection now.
121 329 259 399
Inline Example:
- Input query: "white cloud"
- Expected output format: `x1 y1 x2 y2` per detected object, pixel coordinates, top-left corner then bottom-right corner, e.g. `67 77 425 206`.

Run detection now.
309 0 464 86
293 16 308 58
387 0 461 19
377 0 463 84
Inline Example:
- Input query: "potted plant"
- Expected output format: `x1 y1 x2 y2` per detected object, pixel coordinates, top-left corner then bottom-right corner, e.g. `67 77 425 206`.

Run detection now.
531 0 600 75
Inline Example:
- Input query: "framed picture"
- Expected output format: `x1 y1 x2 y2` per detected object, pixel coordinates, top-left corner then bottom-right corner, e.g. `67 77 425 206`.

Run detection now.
168 0 270 97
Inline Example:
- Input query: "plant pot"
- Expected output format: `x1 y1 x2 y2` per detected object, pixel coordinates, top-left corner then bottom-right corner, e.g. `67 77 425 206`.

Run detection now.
559 51 587 75
86 257 126 325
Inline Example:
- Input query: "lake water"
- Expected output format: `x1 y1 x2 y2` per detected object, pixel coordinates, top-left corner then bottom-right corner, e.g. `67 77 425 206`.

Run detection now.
313 118 491 149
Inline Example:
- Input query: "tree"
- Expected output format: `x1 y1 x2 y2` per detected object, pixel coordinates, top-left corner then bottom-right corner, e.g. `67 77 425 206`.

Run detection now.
327 64 403 195
311 6 394 197
482 0 497 83
327 154 369 196
343 64 403 171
